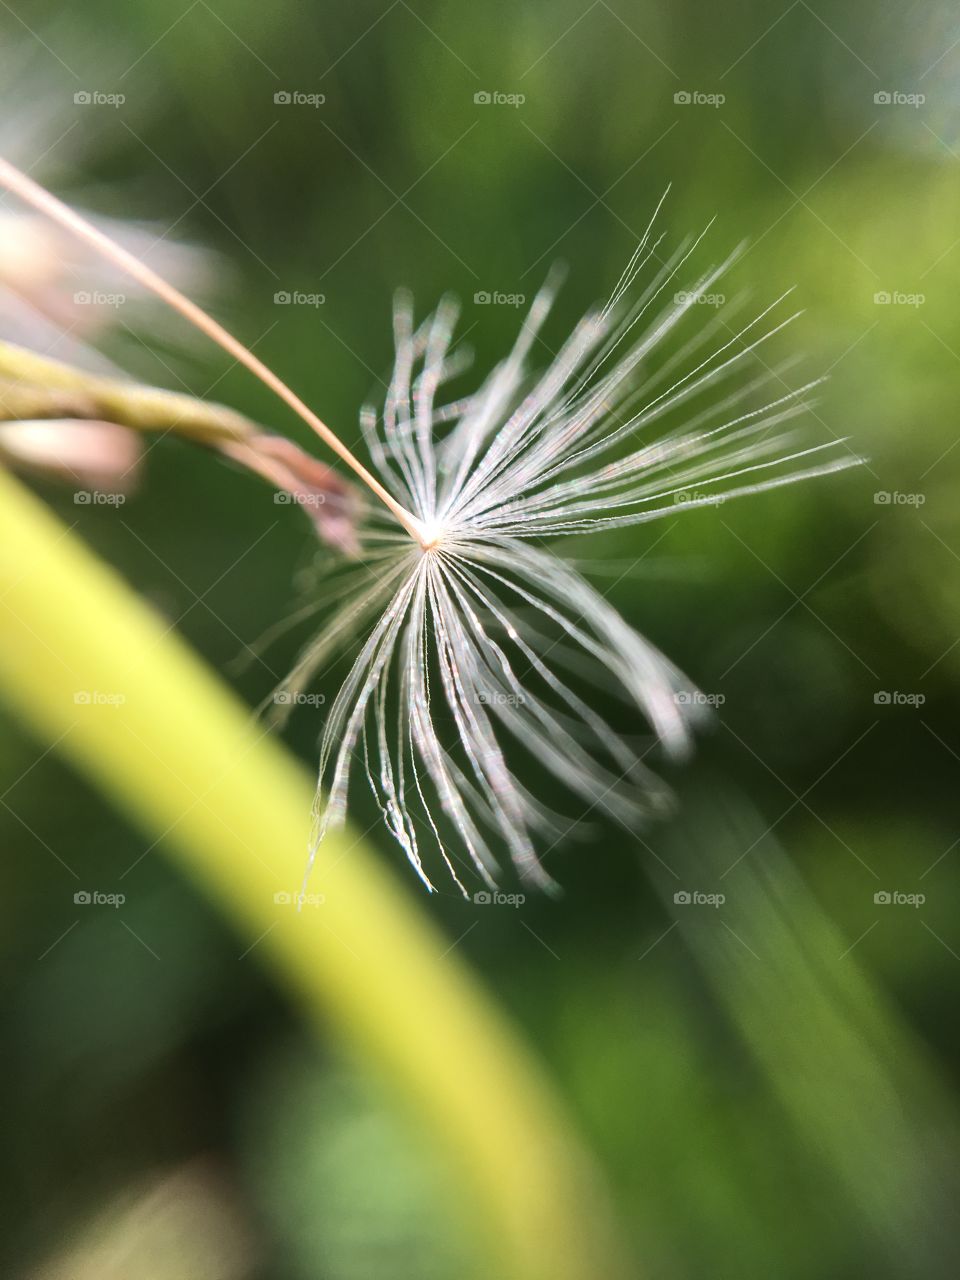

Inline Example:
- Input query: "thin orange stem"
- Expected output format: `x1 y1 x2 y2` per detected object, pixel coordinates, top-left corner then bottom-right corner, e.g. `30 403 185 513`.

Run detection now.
0 155 427 546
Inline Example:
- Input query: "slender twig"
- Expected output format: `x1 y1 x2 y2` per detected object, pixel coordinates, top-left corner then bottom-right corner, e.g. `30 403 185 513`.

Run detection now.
0 155 428 545
0 341 363 552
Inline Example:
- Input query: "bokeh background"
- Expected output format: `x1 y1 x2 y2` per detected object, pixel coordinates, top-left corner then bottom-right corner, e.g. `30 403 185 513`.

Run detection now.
2 1 959 1276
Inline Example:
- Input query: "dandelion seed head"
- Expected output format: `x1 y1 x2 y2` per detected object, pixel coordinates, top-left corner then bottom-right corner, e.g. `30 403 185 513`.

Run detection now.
280 203 863 896
417 519 449 551
0 153 863 898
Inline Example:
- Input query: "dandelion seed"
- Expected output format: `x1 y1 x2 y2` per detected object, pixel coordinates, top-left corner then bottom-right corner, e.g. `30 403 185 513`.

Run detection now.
0 156 862 895
284 246 861 894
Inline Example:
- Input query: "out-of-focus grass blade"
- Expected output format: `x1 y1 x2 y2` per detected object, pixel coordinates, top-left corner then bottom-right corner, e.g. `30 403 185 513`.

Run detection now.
0 467 629 1280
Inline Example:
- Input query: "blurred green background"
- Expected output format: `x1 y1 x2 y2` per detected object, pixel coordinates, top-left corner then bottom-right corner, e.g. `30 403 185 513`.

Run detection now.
2 1 960 1276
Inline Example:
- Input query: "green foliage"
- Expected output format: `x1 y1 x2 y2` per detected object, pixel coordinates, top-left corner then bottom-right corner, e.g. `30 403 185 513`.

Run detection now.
1 1 958 1275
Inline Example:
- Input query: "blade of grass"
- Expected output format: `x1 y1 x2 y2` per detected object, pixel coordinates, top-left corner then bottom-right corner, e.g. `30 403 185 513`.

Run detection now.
0 466 629 1280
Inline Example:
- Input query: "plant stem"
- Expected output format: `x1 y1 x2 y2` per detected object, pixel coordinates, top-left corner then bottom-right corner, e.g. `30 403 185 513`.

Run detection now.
0 155 428 546
0 340 257 444
0 467 630 1280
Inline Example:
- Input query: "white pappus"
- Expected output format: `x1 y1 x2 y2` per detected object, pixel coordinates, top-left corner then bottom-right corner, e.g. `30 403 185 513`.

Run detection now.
279 205 862 896
0 158 861 897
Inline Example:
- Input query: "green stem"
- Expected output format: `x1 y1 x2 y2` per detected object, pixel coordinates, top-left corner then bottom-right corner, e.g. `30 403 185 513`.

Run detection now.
0 340 257 444
0 467 629 1280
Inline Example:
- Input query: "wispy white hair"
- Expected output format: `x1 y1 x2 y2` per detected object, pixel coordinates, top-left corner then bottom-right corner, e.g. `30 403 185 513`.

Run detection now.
280 208 860 894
